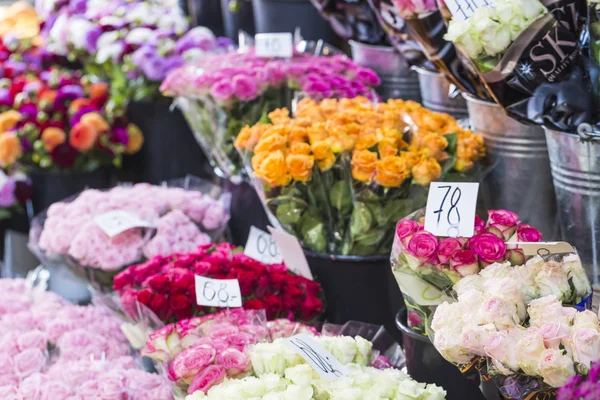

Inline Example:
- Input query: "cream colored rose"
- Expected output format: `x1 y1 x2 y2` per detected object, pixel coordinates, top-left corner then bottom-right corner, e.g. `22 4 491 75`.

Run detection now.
461 324 497 356
483 277 526 320
516 331 546 375
572 328 600 372
434 326 474 365
431 302 464 333
535 261 571 301
538 348 576 388
573 310 600 331
479 262 512 281
484 329 522 372
563 254 591 298
477 297 520 330
453 274 484 296
528 296 568 327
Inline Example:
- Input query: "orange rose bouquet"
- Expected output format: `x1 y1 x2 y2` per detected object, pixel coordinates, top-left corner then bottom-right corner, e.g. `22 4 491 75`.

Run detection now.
235 97 484 255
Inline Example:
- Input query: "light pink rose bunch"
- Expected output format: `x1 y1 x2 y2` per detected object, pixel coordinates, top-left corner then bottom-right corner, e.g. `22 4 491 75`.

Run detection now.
33 183 229 275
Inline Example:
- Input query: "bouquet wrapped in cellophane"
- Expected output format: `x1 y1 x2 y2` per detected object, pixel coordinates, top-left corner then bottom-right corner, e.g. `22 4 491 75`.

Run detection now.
235 96 484 256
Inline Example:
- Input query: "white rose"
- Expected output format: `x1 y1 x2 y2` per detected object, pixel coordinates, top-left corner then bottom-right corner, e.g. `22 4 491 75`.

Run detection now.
284 364 316 387
479 262 513 281
445 19 483 59
538 348 576 388
431 302 463 333
535 261 571 301
434 326 474 364
528 296 568 327
453 274 483 296
563 254 591 298
395 379 429 399
484 277 526 320
96 42 124 64
564 307 577 325
460 324 497 356
457 289 484 317
473 11 513 57
261 373 287 392
538 322 572 349
572 328 600 372
97 31 120 49
125 28 154 45
478 297 520 330
509 0 547 21
484 330 522 371
516 331 546 375
47 13 69 55
67 18 96 50
574 310 600 331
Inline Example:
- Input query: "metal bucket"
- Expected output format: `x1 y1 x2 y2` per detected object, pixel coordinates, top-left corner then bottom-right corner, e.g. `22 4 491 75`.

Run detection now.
349 41 421 102
415 67 468 119
544 128 600 286
464 94 559 240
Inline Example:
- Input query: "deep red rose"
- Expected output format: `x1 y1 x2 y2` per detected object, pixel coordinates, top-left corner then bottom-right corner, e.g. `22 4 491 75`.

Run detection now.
254 275 270 299
169 294 191 310
113 269 134 291
148 275 170 293
236 270 258 297
193 261 211 275
263 294 282 319
149 293 170 320
174 255 197 269
169 268 195 294
174 308 193 321
243 299 265 311
269 272 289 291
50 143 77 168
302 280 322 297
300 296 323 321
137 289 153 305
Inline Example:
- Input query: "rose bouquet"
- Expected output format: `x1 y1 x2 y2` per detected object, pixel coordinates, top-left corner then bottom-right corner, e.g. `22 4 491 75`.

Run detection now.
161 49 380 179
114 242 324 323
234 97 484 255
444 0 594 130
391 209 592 334
42 0 232 104
431 294 600 399
29 181 229 289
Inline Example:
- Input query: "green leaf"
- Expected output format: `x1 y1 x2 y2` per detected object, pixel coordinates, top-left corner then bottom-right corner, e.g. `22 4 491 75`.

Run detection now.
352 242 379 256
0 209 11 220
300 213 326 252
330 181 352 216
276 202 304 226
444 132 458 155
259 111 270 124
350 202 372 237
440 155 457 177
354 229 386 247
366 202 387 226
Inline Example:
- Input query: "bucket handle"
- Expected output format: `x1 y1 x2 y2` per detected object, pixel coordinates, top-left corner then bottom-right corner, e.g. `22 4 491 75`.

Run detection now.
577 123 600 142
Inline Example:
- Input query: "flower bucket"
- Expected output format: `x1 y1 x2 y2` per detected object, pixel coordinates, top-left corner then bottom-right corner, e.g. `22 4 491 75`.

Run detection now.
415 66 468 119
304 251 404 340
123 98 213 184
396 308 486 400
349 41 421 102
222 179 270 246
544 127 600 286
27 167 113 214
464 94 559 240
220 0 255 40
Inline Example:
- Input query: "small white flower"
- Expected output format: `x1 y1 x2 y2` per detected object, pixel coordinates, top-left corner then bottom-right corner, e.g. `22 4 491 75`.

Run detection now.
125 28 154 45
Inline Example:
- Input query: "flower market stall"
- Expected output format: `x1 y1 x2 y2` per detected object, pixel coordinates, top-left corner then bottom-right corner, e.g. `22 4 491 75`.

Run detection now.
0 0 599 399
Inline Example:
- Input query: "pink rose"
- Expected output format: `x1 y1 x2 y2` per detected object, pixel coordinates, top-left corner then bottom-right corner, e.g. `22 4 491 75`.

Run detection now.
538 348 575 387
474 215 486 234
0 385 19 400
0 356 13 375
479 297 519 330
406 231 438 262
202 203 227 231
538 322 572 349
17 330 48 352
228 332 258 347
515 224 542 242
168 345 216 381
468 233 507 265
572 328 600 371
487 210 520 240
41 381 73 400
0 333 19 357
187 364 226 394
395 219 419 247
449 250 479 277
216 348 250 376
13 348 45 378
437 238 463 264
0 375 18 387
232 74 258 101
96 377 124 400
141 324 181 363
484 330 521 371
207 323 239 341
210 79 234 102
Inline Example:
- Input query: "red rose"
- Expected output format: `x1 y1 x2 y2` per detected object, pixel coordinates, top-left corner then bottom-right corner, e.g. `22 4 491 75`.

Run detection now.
174 255 197 269
263 294 282 319
269 272 289 291
174 308 193 321
300 296 323 321
193 261 211 275
148 275 170 293
169 269 195 294
236 270 258 297
137 289 153 305
170 294 191 310
254 275 270 299
243 299 265 311
113 269 134 291
149 293 170 320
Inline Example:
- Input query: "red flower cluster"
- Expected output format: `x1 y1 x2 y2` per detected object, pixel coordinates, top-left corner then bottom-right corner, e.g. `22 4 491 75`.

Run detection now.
114 243 324 324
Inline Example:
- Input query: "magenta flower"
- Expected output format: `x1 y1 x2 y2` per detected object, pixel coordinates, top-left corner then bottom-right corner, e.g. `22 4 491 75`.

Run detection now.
0 179 16 208
210 80 235 102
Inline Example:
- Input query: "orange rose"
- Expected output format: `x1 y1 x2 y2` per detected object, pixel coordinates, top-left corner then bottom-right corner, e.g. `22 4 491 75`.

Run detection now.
126 124 144 154
417 133 448 161
307 124 327 144
41 127 66 151
0 110 21 133
251 152 268 172
412 158 442 186
289 142 311 155
311 139 331 160
288 127 308 144
69 122 98 151
39 90 57 105
399 151 423 169
374 156 409 187
0 134 22 166
316 153 336 171
455 158 474 172
68 98 91 114
253 132 286 154
286 154 314 182
268 108 290 125
378 137 398 158
80 112 109 133
90 82 108 100
234 125 253 150
255 150 291 187
355 133 379 151
351 150 378 182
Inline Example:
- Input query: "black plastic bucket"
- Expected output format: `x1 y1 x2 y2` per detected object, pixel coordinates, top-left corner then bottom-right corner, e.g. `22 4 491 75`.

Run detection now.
221 0 255 41
123 99 213 184
396 308 486 400
304 251 403 338
223 179 270 246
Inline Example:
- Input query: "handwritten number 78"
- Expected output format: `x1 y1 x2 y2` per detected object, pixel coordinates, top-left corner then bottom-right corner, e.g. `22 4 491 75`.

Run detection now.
433 185 462 226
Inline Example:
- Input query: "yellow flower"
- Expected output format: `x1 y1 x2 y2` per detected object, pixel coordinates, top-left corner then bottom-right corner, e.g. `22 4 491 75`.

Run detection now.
0 110 21 133
417 133 448 161
126 124 144 154
351 150 378 182
311 139 331 160
253 132 286 154
374 156 409 187
455 158 474 172
251 151 268 172
307 124 327 144
234 125 253 150
268 108 290 125
255 150 291 187
317 153 336 171
355 133 379 151
288 126 308 144
289 142 312 155
378 137 398 158
412 158 442 186
286 154 314 182
399 151 423 169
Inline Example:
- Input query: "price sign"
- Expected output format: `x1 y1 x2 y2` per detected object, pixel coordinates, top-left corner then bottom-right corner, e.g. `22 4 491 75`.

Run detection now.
268 227 314 280
282 334 349 381
244 226 283 264
506 242 575 256
424 182 479 238
445 0 496 20
194 276 242 308
94 210 153 237
255 33 293 58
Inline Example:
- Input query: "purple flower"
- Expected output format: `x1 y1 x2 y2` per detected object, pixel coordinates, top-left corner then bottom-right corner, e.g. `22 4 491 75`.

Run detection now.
20 137 32 152
355 68 381 87
175 27 217 54
217 37 234 49
209 79 234 102
232 74 258 101
69 0 87 13
302 80 332 100
163 56 184 73
55 85 84 105
111 127 128 145
19 104 37 121
84 26 102 53
0 88 12 107
70 105 100 126
0 179 16 208
4 60 26 77
141 56 168 82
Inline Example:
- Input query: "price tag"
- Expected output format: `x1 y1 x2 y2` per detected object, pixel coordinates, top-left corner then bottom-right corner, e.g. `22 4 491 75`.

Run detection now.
506 242 575 256
244 226 283 264
194 276 242 308
255 33 293 58
282 334 349 381
268 227 314 280
424 182 479 238
94 210 153 237
445 0 496 20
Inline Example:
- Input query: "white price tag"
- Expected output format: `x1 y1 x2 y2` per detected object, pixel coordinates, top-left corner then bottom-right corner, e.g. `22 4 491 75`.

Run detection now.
94 210 153 237
194 276 242 308
424 182 479 238
282 334 349 381
445 0 496 20
506 241 575 256
244 226 283 264
255 33 293 58
268 227 314 280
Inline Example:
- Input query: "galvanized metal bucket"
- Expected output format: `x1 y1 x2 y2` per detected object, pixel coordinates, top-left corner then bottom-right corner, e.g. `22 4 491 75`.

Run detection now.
464 94 559 240
415 67 468 119
349 40 421 102
544 127 600 286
